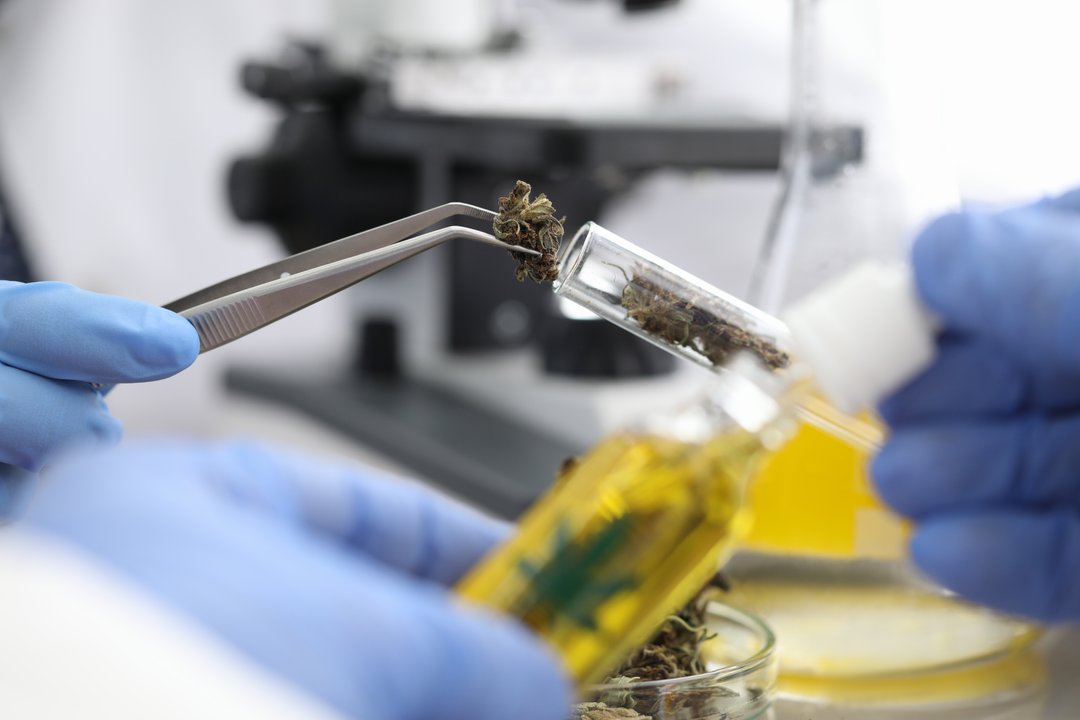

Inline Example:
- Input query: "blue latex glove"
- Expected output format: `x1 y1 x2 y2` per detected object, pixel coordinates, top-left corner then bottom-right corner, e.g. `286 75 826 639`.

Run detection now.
0 281 198 471
23 440 570 720
873 190 1080 621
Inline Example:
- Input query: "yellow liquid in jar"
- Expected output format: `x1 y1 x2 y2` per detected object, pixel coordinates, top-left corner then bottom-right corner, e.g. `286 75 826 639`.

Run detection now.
456 430 766 686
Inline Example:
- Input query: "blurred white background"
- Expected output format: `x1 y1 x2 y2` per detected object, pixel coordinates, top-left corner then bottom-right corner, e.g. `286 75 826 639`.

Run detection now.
0 0 1077 440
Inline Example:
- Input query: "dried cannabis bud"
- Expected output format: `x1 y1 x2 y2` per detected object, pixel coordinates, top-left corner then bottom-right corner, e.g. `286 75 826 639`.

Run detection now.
611 587 718 681
571 702 651 720
494 180 564 283
571 577 734 720
618 271 790 371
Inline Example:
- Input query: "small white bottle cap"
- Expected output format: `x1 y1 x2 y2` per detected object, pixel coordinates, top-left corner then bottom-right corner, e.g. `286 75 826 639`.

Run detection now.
780 262 937 414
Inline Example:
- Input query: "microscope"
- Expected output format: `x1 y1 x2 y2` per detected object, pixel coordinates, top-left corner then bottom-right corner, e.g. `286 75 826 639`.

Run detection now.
225 0 862 517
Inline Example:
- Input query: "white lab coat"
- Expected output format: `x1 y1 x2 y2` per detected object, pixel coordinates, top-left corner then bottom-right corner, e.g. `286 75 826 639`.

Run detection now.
0 529 343 719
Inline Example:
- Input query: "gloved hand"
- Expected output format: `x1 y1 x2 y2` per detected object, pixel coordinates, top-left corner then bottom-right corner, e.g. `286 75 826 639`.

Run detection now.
873 189 1080 622
0 281 198 471
24 441 570 720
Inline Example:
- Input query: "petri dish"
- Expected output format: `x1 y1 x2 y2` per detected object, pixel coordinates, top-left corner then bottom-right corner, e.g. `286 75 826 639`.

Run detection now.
576 601 778 720
724 554 1046 718
774 650 1046 720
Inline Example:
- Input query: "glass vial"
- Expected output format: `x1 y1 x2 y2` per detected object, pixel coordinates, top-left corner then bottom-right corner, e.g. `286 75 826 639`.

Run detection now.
554 222 794 375
553 222 933 441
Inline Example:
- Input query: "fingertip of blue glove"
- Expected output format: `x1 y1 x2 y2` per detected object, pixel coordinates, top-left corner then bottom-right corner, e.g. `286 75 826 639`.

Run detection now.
0 283 200 383
1040 187 1080 214
909 517 966 579
452 607 573 720
910 211 980 317
870 438 925 519
872 427 1008 520
911 199 1080 378
93 403 124 447
375 591 572 720
127 306 200 380
0 368 126 472
911 512 1080 622
909 515 1034 616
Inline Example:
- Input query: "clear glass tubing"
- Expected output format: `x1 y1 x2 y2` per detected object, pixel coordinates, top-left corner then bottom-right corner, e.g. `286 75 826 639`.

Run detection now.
553 222 883 452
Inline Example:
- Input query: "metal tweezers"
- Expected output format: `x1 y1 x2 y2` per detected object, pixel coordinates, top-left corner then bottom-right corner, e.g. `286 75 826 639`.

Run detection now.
166 203 535 353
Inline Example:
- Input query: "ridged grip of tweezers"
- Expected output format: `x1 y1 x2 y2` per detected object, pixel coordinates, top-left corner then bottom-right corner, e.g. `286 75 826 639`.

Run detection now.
186 296 267 353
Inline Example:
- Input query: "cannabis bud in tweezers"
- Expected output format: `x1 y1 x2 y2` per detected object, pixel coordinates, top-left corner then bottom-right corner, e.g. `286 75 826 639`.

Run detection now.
494 180 565 283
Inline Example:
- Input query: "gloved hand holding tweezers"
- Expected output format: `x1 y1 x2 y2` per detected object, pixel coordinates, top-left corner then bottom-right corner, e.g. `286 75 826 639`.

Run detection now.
168 202 537 353
0 204 532 473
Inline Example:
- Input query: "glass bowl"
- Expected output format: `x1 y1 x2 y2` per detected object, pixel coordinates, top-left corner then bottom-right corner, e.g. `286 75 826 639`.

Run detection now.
575 601 778 720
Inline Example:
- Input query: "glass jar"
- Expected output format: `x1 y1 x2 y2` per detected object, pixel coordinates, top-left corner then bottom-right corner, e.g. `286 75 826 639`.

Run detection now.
576 602 778 720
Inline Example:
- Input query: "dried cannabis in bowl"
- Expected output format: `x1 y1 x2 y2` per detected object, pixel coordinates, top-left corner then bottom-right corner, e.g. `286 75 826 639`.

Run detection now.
572 580 731 720
494 180 564 283
609 586 718 682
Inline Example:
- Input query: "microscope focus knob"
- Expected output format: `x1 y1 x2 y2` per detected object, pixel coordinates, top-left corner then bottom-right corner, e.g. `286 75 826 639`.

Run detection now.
622 0 680 10
228 155 292 225
355 318 401 379
240 58 362 108
542 316 676 378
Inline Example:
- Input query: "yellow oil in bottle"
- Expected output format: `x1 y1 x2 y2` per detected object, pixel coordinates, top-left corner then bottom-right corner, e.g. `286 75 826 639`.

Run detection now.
456 429 769 687
742 407 908 560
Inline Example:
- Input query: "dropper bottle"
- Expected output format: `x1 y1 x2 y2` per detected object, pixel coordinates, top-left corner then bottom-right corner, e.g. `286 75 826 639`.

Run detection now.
456 222 939 689
457 353 801 687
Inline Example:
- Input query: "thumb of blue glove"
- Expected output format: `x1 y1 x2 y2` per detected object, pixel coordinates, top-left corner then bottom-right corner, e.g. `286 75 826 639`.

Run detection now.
0 282 198 470
908 200 1080 409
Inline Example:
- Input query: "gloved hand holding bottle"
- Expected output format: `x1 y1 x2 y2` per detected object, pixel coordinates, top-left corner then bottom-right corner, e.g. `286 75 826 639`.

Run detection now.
554 191 1080 626
22 440 570 720
0 281 198 471
872 190 1080 622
